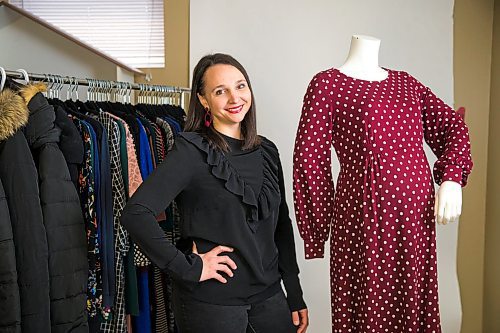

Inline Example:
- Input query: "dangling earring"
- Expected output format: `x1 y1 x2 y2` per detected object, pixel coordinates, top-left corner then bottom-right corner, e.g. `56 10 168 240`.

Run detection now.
204 107 212 127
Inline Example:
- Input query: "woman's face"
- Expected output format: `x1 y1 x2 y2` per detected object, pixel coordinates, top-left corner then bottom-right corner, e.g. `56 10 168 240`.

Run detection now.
197 64 252 132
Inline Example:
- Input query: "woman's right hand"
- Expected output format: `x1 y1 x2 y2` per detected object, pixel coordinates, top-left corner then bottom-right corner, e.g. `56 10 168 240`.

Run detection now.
192 242 237 283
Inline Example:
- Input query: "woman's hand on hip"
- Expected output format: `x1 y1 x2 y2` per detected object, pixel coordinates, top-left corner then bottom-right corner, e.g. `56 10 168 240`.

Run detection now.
192 242 237 283
292 308 309 333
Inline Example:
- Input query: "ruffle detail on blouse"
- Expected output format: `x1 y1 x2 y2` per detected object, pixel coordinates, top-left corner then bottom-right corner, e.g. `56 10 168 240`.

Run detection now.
179 132 280 232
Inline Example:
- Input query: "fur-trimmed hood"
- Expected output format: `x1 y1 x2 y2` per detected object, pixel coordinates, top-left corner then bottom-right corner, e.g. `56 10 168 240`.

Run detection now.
0 88 29 141
19 83 47 105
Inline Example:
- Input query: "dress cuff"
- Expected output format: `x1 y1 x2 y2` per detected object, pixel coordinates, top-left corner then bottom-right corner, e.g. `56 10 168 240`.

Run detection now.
441 165 463 186
303 238 325 259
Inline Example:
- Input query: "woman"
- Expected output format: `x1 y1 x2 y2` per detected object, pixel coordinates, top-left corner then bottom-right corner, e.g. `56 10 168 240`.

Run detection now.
121 53 308 333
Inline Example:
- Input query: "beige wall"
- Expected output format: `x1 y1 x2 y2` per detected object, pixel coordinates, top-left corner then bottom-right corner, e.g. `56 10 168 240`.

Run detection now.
135 0 190 88
454 0 495 332
484 0 500 332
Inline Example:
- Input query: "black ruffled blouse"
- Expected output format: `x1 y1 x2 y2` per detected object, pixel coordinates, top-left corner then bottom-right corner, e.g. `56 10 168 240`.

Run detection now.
121 132 306 311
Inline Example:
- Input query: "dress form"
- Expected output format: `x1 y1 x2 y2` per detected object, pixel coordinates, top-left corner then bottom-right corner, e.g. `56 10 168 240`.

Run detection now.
338 35 388 82
340 34 462 224
293 34 472 332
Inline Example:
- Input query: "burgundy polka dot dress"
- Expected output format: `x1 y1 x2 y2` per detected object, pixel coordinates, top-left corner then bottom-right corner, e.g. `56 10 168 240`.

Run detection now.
293 68 473 332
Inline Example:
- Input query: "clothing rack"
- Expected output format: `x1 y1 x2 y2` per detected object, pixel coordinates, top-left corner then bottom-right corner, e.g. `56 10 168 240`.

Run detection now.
2 69 191 107
1 67 190 333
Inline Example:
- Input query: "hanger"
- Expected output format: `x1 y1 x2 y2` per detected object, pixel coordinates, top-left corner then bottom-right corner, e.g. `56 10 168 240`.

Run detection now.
16 68 30 84
53 75 64 100
1 68 29 91
45 74 53 99
65 76 79 101
0 67 6 91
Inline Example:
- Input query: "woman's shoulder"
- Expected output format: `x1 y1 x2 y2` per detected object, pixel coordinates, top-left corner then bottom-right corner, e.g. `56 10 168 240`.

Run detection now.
177 131 210 152
178 131 202 141
258 135 280 162
258 135 275 148
170 132 206 157
258 135 279 151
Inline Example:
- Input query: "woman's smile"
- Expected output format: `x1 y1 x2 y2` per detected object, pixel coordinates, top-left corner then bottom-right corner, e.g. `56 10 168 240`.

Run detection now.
225 105 244 114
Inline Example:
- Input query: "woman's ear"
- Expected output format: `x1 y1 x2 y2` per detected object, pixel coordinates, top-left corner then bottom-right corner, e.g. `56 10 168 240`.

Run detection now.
197 93 209 109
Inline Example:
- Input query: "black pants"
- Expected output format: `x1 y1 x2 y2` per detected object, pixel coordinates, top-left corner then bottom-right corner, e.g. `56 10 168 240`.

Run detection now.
172 289 296 333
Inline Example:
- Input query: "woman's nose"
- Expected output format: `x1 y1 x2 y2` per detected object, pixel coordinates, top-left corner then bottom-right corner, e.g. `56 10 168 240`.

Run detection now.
227 90 239 103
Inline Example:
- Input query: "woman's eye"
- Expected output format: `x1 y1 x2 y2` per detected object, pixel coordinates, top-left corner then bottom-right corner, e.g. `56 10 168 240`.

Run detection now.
237 83 247 89
215 89 224 95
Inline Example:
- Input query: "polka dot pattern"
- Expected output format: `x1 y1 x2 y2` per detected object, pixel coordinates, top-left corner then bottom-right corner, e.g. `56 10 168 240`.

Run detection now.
292 68 473 332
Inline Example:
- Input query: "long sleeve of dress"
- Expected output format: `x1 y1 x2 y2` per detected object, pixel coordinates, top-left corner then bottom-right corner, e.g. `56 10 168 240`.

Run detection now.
417 79 473 186
293 73 335 259
275 159 307 311
120 136 202 285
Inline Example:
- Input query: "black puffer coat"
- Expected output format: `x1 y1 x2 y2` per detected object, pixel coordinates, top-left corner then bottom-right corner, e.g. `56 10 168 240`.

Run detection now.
53 104 84 189
0 176 21 333
0 88 51 333
21 84 89 333
0 88 24 333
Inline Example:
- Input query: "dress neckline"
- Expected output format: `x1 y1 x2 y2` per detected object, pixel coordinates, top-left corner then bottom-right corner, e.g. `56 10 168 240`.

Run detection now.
334 67 392 83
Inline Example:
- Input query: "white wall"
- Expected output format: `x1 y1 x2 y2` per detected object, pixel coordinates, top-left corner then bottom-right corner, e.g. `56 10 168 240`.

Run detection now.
191 1 460 332
0 6 130 98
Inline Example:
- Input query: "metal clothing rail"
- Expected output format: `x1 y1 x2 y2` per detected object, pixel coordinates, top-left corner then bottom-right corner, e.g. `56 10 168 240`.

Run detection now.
2 69 191 106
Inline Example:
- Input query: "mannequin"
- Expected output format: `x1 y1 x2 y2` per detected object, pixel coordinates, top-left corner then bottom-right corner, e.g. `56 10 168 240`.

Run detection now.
340 34 462 225
293 34 473 332
338 35 388 82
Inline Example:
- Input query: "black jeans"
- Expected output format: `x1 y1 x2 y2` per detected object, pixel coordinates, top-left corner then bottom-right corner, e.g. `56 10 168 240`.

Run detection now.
172 289 296 333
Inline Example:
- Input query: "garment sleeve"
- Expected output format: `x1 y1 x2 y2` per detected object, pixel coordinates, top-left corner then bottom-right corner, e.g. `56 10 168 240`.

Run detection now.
120 136 202 285
418 80 473 186
293 73 335 259
275 159 307 311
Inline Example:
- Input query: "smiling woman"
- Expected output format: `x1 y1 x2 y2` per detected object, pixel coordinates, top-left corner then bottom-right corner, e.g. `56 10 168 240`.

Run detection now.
184 53 261 152
198 64 251 132
120 53 309 333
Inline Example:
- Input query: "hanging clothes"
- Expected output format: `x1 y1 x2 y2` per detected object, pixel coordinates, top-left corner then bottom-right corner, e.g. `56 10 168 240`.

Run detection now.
132 117 153 268
54 104 85 189
0 70 190 333
0 88 27 333
98 111 129 333
21 83 88 333
0 175 20 332
0 87 51 333
123 105 184 333
57 100 117 327
46 89 186 333
73 117 103 322
94 121 116 317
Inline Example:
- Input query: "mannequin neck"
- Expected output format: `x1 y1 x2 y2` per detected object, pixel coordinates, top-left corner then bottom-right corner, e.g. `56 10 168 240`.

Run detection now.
338 35 388 81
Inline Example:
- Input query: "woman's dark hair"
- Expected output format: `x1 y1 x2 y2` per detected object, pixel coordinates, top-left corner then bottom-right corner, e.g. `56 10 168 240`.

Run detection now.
184 53 261 151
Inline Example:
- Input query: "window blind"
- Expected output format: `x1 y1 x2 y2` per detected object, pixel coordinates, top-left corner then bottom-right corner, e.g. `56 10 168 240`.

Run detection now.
10 0 165 68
